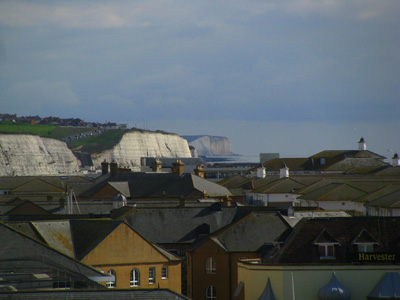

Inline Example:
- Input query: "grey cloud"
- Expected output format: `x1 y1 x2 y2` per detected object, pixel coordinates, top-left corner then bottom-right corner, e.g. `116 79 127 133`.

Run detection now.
0 80 79 115
284 0 400 21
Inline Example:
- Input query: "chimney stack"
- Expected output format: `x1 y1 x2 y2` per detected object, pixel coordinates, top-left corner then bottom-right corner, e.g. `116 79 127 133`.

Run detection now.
358 137 367 151
194 165 205 178
172 160 184 176
152 159 163 172
101 159 109 175
110 160 118 175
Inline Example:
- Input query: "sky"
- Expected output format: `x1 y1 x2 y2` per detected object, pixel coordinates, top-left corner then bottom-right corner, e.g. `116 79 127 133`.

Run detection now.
0 0 399 158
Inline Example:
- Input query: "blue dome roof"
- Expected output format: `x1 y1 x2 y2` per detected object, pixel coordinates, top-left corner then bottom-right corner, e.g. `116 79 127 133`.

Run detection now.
113 193 127 202
318 273 350 300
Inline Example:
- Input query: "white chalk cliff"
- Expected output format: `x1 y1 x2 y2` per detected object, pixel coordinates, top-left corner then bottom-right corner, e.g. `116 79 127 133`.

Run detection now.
0 131 192 176
91 131 192 170
0 134 81 176
182 135 233 156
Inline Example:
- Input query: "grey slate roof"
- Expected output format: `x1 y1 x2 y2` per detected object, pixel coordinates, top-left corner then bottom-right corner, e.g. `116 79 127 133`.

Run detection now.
0 176 90 190
6 219 180 262
0 222 107 290
70 219 121 260
188 211 292 254
78 173 232 199
365 190 400 208
264 217 400 264
122 206 238 244
208 211 292 252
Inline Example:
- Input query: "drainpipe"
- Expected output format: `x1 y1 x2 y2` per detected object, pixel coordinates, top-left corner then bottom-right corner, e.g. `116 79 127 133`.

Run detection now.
291 272 296 300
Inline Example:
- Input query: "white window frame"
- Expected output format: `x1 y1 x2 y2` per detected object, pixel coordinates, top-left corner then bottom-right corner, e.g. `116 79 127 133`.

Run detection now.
149 267 155 284
206 285 217 300
317 243 337 259
206 257 216 274
130 269 140 287
357 243 374 253
106 269 116 288
161 266 168 279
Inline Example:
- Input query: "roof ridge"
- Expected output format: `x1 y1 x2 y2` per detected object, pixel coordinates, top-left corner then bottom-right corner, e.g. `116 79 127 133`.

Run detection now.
123 221 180 261
0 222 105 276
71 219 122 260
212 211 254 238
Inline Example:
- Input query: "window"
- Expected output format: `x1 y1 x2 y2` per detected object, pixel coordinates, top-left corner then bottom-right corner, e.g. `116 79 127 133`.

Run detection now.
130 269 140 287
357 244 374 253
319 244 336 259
162 266 168 279
149 267 155 284
206 285 217 300
206 257 216 274
106 269 116 288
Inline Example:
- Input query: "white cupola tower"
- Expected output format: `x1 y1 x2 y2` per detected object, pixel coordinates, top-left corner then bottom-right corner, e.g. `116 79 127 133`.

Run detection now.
280 163 289 179
256 164 266 178
358 137 367 151
392 153 400 167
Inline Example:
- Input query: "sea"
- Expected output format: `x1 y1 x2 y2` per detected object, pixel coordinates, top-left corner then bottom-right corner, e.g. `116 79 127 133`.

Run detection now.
201 154 260 164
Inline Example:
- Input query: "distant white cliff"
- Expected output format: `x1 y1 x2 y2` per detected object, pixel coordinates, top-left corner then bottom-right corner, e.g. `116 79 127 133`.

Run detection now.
91 131 192 170
182 135 233 156
0 134 81 176
0 131 192 176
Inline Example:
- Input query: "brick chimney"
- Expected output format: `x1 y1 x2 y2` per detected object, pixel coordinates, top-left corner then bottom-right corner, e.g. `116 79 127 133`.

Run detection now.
194 165 205 178
172 160 184 176
101 159 109 175
152 159 163 172
110 160 118 175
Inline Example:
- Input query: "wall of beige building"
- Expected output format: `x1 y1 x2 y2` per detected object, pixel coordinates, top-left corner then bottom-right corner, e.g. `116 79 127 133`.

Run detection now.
237 262 400 300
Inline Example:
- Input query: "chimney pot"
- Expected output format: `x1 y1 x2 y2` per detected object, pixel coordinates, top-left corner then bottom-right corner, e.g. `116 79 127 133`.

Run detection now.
194 165 205 178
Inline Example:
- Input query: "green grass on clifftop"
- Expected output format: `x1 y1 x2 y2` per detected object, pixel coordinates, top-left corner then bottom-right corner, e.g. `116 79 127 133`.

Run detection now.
0 121 57 136
68 129 128 153
0 122 94 139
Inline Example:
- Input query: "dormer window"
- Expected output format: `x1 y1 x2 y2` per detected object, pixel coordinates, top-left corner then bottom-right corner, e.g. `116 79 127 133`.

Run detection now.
313 229 340 260
318 244 337 259
357 244 374 253
352 228 379 253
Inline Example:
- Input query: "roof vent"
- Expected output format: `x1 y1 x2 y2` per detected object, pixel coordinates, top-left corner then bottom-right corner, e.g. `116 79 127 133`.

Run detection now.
358 137 367 151
113 194 127 209
279 163 289 179
392 153 400 167
257 164 266 178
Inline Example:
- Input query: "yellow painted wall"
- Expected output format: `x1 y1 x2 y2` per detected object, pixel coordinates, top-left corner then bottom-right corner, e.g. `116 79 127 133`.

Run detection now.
81 222 181 293
97 263 181 291
238 262 400 300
